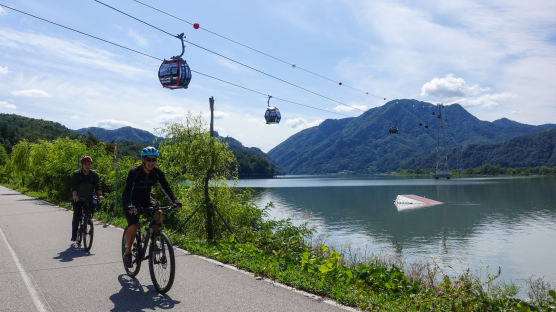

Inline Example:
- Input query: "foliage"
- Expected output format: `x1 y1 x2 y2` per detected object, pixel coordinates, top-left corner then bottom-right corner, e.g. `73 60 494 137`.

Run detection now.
0 144 7 166
396 165 556 177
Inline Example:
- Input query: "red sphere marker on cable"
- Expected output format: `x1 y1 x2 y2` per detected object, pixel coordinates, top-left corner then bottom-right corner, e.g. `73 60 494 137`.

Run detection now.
193 23 199 29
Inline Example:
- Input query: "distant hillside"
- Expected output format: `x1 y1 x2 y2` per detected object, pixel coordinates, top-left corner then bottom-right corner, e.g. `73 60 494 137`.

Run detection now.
75 127 283 178
220 134 284 177
74 127 161 144
268 99 555 174
403 128 556 169
0 114 79 152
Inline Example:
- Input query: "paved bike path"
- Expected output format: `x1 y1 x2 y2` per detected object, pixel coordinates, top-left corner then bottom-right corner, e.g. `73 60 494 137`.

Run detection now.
0 186 355 312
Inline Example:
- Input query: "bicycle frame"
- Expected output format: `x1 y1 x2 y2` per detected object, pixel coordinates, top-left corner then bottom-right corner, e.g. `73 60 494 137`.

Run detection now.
133 206 173 261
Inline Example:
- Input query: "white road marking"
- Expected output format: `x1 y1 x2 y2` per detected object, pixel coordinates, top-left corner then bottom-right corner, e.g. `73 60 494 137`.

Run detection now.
0 227 49 312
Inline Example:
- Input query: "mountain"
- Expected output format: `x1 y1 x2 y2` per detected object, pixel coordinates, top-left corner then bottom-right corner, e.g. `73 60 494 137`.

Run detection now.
74 127 162 144
268 99 556 174
0 113 79 152
403 128 556 169
220 134 285 177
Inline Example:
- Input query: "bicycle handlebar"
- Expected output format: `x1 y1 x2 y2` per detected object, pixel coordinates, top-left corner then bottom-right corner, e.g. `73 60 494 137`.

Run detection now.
130 206 175 212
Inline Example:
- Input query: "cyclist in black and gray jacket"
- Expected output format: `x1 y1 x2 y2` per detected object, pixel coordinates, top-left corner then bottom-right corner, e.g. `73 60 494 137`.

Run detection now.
122 146 181 267
71 156 104 241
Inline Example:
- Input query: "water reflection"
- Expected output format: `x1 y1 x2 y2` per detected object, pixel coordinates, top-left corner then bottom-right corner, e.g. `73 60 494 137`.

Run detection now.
246 176 556 287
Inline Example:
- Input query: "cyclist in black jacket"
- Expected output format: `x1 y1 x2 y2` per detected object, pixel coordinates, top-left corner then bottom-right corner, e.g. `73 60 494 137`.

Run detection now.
122 146 181 267
71 156 104 241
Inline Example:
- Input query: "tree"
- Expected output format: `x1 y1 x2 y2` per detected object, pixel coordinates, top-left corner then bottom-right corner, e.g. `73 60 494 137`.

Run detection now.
10 140 32 186
157 114 259 241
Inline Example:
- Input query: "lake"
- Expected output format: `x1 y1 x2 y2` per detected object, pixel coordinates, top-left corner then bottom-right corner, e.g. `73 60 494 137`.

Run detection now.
235 175 556 291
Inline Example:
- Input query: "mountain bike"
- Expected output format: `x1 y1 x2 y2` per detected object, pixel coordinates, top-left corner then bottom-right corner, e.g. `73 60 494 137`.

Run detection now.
121 205 176 294
75 195 97 252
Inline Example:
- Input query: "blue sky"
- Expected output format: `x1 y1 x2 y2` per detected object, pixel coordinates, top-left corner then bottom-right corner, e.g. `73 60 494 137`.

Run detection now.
1 0 555 152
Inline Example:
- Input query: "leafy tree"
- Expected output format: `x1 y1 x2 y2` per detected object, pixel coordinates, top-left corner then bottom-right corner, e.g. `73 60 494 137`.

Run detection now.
10 140 32 186
157 114 261 241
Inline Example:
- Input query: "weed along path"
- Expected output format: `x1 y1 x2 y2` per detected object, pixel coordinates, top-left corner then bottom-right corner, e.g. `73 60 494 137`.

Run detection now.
0 186 353 312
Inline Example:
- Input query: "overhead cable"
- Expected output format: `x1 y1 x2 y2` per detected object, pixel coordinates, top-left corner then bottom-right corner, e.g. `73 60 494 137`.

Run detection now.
131 0 386 100
93 0 366 112
0 3 350 118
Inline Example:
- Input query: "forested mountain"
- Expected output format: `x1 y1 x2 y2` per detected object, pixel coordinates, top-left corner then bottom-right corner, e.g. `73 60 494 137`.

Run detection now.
268 99 556 174
403 128 556 169
0 114 79 152
75 127 162 144
220 134 284 177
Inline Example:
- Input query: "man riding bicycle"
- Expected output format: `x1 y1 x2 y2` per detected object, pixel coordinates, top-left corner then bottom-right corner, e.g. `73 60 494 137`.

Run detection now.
71 156 104 241
122 146 181 268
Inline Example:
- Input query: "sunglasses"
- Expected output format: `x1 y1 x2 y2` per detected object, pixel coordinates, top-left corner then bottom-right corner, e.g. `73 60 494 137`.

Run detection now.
144 157 157 162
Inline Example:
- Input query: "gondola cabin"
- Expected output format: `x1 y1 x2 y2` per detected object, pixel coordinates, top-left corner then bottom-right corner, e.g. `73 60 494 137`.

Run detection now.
158 57 192 89
265 106 281 124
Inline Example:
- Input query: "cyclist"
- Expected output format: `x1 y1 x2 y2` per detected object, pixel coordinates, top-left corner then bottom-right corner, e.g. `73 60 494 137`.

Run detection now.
71 156 104 241
122 146 181 268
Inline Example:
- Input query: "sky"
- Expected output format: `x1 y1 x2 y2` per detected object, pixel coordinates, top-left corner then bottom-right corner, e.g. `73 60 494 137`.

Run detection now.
1 0 555 152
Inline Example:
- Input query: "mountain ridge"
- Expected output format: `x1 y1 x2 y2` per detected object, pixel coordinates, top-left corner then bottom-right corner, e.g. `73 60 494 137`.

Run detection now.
268 99 555 174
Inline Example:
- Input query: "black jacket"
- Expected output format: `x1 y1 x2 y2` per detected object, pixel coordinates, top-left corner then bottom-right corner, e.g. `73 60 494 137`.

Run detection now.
71 169 101 200
122 165 177 208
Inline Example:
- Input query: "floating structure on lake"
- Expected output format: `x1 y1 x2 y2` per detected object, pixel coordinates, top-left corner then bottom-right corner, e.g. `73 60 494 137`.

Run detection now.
394 194 443 211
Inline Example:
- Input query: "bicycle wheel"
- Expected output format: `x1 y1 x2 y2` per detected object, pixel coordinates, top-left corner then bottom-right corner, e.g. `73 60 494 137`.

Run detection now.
83 218 94 252
148 231 175 294
121 227 142 276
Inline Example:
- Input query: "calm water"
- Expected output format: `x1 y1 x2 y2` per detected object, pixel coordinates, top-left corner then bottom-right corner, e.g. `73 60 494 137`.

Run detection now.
235 176 556 289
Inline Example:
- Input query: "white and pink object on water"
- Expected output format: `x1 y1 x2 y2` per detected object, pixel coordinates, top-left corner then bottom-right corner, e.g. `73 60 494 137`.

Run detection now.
394 194 443 211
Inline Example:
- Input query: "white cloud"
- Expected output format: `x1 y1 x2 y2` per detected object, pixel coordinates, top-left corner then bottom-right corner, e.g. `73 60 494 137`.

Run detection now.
459 93 514 108
0 28 150 79
154 106 188 124
0 101 16 109
285 117 322 130
0 66 7 74
420 74 488 98
127 28 148 46
334 104 368 112
0 6 6 16
70 115 80 120
11 89 50 98
97 119 133 129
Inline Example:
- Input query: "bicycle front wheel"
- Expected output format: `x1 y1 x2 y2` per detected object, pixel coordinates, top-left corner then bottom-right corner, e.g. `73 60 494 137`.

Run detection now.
83 218 94 252
121 227 142 277
148 232 175 294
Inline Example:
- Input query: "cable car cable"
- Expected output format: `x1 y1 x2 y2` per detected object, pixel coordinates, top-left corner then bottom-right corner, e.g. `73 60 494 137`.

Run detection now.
93 0 366 112
131 0 386 100
0 3 349 118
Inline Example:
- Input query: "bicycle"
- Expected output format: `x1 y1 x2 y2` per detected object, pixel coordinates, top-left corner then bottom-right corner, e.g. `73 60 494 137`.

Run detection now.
121 205 176 294
75 195 97 252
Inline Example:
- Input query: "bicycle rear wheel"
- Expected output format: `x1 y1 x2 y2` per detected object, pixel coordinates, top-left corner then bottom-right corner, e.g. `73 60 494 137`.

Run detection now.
121 227 142 276
83 218 94 252
148 232 175 294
